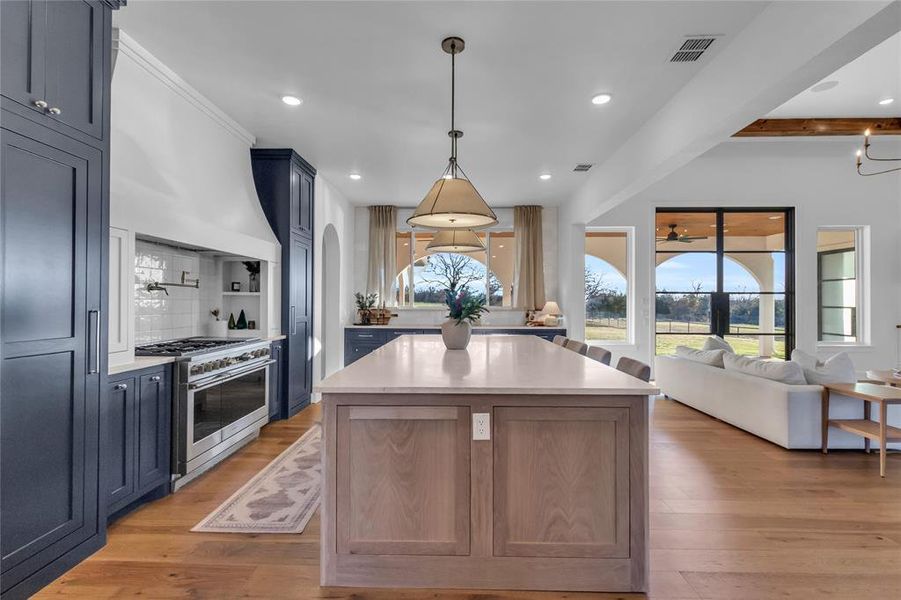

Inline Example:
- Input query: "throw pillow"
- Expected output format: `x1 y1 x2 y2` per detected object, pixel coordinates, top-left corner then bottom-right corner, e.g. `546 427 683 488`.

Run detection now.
723 353 807 385
675 346 727 368
702 335 734 353
790 349 856 385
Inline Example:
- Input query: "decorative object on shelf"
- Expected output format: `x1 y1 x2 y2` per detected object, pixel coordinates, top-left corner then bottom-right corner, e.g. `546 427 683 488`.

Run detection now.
441 288 489 350
408 36 497 230
237 309 248 330
354 292 378 325
243 261 261 293
228 312 237 329
541 301 562 326
426 229 485 253
248 320 257 330
231 281 242 292
856 128 901 176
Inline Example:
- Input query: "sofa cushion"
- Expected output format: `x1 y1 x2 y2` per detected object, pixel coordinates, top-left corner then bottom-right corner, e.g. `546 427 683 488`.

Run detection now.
702 335 734 353
723 353 807 385
675 346 727 367
790 349 855 385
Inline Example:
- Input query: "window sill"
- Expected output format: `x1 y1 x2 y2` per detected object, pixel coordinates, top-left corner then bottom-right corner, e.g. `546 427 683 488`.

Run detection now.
816 343 874 351
393 306 524 312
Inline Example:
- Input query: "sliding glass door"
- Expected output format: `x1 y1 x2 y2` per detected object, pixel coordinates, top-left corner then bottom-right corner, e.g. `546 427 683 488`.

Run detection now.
655 208 794 359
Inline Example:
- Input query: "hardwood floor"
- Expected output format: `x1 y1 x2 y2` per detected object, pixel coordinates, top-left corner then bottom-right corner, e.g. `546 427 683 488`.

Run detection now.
38 399 900 599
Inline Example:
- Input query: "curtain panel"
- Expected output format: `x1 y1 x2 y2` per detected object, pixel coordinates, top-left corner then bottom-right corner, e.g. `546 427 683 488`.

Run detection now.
367 205 397 305
513 205 546 310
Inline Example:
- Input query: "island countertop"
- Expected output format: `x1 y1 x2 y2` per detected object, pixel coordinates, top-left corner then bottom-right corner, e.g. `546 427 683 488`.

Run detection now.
316 334 658 396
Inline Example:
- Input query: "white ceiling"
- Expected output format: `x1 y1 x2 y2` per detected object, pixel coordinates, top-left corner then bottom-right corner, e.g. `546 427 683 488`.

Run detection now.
114 1 768 207
768 31 901 118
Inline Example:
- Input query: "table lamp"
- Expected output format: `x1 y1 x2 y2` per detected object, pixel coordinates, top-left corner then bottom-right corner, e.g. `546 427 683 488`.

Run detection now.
541 301 561 326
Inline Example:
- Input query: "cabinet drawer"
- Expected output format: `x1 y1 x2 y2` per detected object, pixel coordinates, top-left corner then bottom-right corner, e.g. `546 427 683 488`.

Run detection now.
346 329 384 343
345 343 381 366
384 329 425 340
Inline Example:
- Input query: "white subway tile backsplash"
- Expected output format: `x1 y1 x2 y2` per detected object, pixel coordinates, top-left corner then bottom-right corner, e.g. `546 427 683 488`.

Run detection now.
134 240 203 345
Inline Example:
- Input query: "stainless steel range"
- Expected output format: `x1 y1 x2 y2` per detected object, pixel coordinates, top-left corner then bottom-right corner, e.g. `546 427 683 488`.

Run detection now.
136 337 274 490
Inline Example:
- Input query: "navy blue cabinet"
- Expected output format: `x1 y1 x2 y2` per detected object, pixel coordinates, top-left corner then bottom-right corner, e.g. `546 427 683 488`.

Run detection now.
0 112 105 598
1 0 112 143
251 149 315 418
0 1 120 595
344 327 568 366
104 366 171 517
268 341 283 421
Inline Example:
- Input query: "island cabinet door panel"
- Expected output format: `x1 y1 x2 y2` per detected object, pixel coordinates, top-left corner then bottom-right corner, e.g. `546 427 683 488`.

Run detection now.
336 406 471 556
493 406 630 559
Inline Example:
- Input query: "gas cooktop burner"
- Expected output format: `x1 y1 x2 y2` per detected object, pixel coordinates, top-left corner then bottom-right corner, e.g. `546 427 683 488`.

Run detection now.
135 337 258 357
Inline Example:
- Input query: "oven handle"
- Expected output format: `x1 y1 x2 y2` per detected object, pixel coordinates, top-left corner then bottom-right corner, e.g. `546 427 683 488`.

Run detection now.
188 360 276 391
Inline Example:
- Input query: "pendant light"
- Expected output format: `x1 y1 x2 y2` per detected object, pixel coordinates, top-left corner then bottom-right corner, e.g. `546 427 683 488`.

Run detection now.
408 37 497 230
425 229 485 253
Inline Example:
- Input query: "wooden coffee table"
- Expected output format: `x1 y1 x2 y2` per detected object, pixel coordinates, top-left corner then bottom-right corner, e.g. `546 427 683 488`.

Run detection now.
866 370 901 387
822 382 901 477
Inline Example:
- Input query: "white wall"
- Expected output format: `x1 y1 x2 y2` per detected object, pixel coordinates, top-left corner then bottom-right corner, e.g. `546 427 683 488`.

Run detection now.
312 177 356 387
559 138 901 374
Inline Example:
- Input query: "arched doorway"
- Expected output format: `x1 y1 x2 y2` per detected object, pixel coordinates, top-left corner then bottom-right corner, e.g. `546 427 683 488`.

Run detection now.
321 225 341 379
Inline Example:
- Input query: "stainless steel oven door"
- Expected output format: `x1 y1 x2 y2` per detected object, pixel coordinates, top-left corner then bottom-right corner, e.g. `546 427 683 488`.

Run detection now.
185 361 272 463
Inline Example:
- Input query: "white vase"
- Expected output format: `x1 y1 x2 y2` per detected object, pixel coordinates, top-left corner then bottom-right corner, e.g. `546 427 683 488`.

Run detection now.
441 319 472 350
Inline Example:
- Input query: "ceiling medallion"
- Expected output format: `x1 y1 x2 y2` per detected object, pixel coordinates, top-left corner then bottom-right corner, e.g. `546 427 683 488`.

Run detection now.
408 37 498 230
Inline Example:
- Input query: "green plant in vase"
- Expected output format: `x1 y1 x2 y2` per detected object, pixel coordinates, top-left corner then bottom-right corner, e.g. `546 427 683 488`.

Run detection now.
354 292 378 325
441 288 488 349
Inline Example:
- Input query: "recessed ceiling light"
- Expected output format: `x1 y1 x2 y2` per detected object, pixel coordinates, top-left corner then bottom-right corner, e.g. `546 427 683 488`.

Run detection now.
591 93 612 105
709 224 717 228
281 95 302 106
878 97 894 105
349 173 361 180
491 255 497 258
539 173 552 180
768 215 782 220
498 244 504 248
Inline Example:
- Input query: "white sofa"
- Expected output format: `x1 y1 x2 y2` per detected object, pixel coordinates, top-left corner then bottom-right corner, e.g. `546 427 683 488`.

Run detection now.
655 355 901 450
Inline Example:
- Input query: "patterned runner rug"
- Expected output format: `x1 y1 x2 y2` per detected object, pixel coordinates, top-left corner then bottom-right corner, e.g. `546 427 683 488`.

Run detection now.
192 424 321 534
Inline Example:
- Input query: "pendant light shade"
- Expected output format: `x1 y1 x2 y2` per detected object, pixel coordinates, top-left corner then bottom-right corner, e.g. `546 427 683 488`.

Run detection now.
410 176 497 229
408 36 497 230
425 228 485 253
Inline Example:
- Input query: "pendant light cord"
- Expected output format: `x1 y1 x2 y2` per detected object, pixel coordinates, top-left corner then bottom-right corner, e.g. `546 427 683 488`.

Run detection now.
451 42 457 174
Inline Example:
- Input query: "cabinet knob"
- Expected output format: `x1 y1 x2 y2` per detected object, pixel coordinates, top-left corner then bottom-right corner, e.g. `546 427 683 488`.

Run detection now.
48 107 62 116
149 375 161 382
114 383 128 391
33 99 48 109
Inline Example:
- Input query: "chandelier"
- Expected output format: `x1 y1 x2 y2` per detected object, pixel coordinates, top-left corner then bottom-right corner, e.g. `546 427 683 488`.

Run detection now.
856 128 901 176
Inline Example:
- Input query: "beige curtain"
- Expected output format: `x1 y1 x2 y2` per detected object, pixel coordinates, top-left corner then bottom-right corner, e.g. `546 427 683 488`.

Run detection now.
513 205 546 310
367 205 397 305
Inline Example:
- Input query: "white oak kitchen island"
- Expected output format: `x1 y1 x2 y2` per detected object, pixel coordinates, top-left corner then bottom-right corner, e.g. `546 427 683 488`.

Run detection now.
315 335 658 593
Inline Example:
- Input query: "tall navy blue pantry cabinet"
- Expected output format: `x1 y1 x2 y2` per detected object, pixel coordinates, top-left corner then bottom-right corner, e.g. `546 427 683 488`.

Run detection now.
251 149 315 418
0 1 124 596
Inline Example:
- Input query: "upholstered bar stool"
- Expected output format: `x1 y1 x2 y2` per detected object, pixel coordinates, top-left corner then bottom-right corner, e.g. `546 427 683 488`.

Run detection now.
587 346 612 366
564 339 589 356
616 356 651 382
553 335 567 346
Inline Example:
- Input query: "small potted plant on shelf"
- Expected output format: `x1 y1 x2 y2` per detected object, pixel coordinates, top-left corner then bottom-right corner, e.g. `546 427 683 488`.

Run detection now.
442 288 488 350
354 292 378 325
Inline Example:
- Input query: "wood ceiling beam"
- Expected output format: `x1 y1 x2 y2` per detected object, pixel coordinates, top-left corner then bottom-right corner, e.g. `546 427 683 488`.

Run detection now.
733 118 901 137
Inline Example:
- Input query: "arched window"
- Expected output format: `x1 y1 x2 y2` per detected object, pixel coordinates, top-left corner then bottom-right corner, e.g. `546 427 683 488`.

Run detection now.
585 230 631 343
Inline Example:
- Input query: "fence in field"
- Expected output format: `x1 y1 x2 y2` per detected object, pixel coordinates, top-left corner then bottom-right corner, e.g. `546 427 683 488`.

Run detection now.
586 317 627 330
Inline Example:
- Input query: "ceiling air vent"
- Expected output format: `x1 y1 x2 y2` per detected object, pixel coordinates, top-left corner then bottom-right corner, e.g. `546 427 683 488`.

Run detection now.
573 163 594 172
670 37 716 63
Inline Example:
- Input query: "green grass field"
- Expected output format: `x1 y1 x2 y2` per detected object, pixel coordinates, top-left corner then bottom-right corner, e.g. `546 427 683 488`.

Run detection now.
586 320 786 359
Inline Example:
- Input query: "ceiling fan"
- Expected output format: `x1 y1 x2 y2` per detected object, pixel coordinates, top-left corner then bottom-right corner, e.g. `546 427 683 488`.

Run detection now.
656 224 708 244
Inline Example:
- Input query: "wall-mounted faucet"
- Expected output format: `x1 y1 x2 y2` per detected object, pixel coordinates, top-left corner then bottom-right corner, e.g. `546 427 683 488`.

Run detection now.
145 271 200 295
